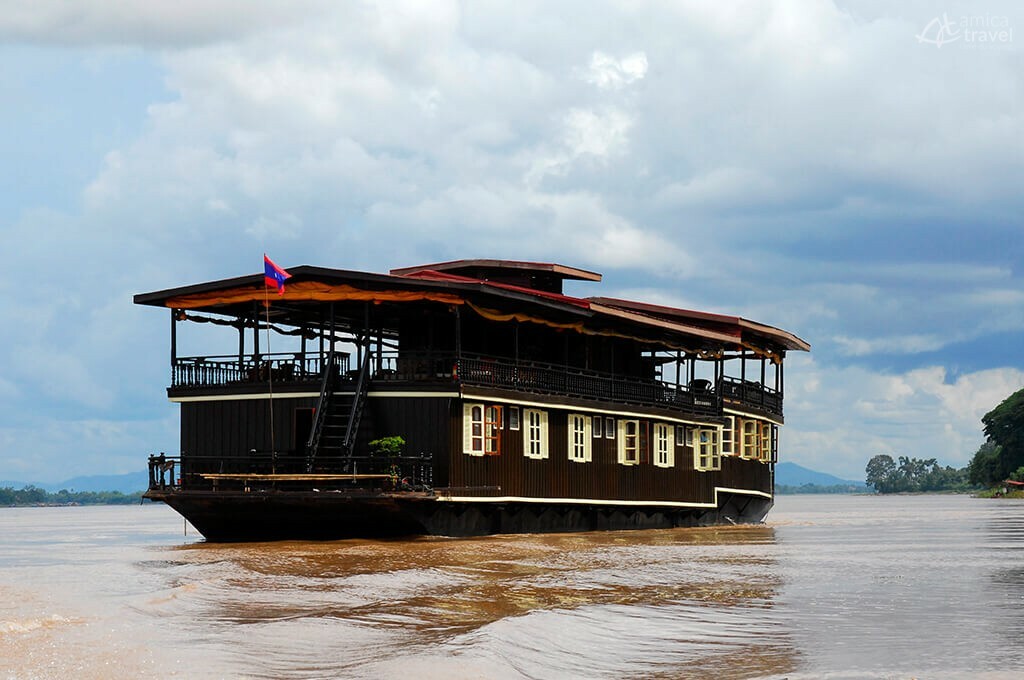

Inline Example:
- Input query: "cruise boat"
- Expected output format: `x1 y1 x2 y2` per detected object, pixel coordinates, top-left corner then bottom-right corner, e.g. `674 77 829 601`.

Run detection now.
137 259 809 541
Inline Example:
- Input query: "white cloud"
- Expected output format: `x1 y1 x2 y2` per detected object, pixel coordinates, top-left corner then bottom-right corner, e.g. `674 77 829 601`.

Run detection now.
0 0 333 47
584 51 648 90
832 333 950 357
1 1 1023 483
564 108 634 159
783 356 1024 479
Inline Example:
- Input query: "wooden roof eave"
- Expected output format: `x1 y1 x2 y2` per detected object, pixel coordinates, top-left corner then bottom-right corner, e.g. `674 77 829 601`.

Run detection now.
737 319 811 352
390 259 602 282
586 296 810 353
134 266 598 328
588 302 739 348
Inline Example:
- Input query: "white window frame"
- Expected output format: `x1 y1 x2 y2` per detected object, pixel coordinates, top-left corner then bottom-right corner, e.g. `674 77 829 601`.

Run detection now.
568 413 592 462
618 419 640 465
654 422 674 468
463 403 485 456
592 415 603 439
721 415 735 456
605 417 615 439
741 419 758 459
760 423 775 463
675 426 686 446
694 427 722 471
523 408 549 459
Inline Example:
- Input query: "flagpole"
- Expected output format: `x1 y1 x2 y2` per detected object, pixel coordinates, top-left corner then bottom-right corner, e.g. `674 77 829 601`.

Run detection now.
262 254 291 475
263 281 276 473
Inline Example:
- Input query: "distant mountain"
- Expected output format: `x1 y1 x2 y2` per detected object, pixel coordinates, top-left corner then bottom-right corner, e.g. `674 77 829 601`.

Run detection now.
0 470 149 494
775 462 866 488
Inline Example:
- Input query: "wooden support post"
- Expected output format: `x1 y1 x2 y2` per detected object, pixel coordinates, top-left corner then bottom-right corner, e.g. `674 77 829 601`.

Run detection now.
252 302 260 361
454 306 462 361
237 319 244 371
170 309 177 367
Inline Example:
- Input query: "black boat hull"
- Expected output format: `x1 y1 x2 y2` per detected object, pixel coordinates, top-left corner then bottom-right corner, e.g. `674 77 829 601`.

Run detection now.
146 490 773 542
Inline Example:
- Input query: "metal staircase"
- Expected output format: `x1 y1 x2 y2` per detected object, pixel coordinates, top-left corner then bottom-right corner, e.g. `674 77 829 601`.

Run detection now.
305 349 371 471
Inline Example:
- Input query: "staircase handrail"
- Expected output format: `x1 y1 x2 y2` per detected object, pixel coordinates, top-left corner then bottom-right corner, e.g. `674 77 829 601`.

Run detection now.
305 347 338 470
343 350 372 454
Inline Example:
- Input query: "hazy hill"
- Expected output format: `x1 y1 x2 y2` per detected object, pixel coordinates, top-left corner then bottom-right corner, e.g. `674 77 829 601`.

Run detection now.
776 462 866 489
0 470 149 494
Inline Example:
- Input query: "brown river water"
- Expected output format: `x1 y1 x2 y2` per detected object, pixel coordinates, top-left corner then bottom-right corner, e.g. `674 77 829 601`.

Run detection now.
2 494 1023 679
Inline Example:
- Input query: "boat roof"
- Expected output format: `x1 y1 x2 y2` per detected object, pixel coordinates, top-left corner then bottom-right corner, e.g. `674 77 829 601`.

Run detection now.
134 259 809 356
390 259 602 282
587 297 811 352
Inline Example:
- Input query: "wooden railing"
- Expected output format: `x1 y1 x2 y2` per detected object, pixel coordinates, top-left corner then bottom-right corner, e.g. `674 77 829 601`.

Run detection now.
719 376 782 414
171 353 344 388
147 452 434 493
454 354 723 416
170 350 781 416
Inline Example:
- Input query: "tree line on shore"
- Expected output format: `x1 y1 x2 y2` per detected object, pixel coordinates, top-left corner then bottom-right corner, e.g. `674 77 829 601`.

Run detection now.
0 486 143 507
865 386 1024 493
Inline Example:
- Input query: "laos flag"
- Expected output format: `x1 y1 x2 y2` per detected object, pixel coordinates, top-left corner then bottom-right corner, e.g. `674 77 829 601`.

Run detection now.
264 254 291 295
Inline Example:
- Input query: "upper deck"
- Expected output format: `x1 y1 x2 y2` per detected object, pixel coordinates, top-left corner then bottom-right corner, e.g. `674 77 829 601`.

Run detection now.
139 259 806 422
166 348 782 419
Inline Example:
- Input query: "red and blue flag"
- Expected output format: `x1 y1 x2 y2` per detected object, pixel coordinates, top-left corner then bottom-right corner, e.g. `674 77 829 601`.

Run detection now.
264 254 291 295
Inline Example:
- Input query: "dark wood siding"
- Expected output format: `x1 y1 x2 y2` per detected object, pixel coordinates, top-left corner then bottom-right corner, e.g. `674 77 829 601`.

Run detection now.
446 399 772 505
181 396 318 459
363 396 452 487
180 394 771 503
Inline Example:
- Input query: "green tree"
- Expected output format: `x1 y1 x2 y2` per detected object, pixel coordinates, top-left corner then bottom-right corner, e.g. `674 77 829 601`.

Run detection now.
967 440 1003 487
865 454 897 492
981 387 1024 480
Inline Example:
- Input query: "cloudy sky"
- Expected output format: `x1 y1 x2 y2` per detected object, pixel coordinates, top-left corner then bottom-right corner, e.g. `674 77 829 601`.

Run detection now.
1 0 1021 483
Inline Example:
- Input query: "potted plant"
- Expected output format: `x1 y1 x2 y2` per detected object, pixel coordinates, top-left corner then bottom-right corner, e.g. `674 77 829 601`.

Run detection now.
368 436 405 490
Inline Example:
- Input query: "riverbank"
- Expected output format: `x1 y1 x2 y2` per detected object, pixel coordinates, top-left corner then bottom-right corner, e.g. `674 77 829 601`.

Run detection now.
0 486 144 507
974 487 1024 499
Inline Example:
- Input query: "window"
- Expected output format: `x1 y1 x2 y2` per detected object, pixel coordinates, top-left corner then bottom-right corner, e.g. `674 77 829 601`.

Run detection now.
686 427 694 447
508 406 520 431
654 423 674 468
742 419 758 458
463 403 484 455
568 413 592 462
695 427 721 471
675 426 686 446
618 419 639 464
524 408 549 459
605 417 615 439
721 416 735 456
592 415 603 438
484 405 502 455
760 423 776 463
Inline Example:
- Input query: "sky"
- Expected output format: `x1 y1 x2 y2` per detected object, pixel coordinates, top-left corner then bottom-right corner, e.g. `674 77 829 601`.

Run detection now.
1 0 1022 483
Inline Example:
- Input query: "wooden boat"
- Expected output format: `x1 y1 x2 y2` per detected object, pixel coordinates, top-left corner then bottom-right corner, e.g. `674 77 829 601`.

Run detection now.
137 259 809 541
